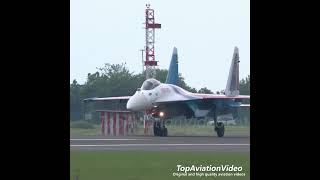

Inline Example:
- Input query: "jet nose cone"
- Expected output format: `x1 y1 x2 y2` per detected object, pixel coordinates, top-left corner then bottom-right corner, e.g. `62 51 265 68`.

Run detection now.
126 92 147 111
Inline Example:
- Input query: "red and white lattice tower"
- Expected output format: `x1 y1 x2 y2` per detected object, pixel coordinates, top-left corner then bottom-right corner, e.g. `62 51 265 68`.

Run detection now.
144 4 161 79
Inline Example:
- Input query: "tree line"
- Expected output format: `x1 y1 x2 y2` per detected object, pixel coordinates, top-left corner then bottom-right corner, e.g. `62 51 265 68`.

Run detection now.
70 63 250 121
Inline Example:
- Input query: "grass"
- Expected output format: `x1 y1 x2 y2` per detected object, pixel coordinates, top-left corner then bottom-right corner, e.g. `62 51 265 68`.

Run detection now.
70 151 250 180
70 124 250 136
70 124 101 136
165 125 250 136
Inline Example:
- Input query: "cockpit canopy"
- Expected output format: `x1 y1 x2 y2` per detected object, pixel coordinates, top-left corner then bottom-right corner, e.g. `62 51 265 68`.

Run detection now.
141 78 161 90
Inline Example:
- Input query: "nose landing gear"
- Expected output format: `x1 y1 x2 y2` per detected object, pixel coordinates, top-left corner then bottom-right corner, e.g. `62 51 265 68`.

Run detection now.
153 120 168 137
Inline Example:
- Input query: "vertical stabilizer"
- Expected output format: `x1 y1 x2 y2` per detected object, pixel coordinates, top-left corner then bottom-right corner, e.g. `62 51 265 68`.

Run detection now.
165 47 179 85
225 47 240 96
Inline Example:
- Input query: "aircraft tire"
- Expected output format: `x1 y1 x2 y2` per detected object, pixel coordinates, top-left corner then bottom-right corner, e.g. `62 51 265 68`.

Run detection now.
159 128 164 137
153 122 160 136
164 128 168 137
153 126 158 136
156 128 161 136
153 122 157 136
216 122 225 137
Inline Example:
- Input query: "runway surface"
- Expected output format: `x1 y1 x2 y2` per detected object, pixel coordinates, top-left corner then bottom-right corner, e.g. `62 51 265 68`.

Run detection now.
70 135 250 152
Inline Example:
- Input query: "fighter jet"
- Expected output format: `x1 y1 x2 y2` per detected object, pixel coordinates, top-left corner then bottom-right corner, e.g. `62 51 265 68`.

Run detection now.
84 47 250 137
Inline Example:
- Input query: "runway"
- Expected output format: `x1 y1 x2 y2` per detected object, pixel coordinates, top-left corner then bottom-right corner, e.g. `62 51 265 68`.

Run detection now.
70 135 250 152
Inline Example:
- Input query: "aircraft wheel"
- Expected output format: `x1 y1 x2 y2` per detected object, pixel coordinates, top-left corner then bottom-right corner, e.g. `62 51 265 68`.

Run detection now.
153 126 157 136
163 128 168 137
158 127 167 137
215 122 225 137
153 122 160 136
159 128 164 137
153 122 157 136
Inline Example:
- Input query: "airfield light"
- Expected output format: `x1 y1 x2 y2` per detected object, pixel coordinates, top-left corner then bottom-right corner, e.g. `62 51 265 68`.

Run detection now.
159 112 164 117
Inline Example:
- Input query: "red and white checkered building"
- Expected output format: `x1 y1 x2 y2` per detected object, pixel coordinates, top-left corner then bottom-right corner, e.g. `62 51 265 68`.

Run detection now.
97 110 137 136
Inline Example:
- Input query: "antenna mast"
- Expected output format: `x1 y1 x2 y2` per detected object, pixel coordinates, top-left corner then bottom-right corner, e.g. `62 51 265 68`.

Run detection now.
144 4 161 79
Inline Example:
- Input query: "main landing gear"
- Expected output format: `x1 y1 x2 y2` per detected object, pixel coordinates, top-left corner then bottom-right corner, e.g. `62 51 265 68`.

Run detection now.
153 120 168 137
214 121 225 137
213 110 225 137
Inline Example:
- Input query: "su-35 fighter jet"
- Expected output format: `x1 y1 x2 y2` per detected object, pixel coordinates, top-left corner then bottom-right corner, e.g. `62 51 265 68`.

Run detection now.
84 47 250 137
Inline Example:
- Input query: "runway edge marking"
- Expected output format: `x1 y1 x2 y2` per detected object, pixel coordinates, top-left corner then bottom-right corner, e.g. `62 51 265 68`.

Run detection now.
70 139 151 141
70 144 250 147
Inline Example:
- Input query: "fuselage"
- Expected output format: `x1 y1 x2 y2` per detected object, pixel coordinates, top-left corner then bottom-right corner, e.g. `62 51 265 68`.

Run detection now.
126 79 237 119
126 81 197 111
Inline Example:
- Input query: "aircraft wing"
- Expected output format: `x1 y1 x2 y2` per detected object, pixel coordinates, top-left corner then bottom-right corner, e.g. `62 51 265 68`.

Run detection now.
83 96 131 103
192 93 250 100
155 93 249 104
195 94 250 107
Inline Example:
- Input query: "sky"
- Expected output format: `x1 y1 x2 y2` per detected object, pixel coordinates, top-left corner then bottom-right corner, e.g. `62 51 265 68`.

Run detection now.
70 0 250 92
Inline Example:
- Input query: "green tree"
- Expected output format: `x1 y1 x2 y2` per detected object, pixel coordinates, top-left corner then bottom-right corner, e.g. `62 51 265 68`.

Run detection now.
179 74 197 93
153 69 198 93
239 75 250 95
198 87 213 94
154 69 168 83
238 75 250 125
70 80 82 121
70 63 207 122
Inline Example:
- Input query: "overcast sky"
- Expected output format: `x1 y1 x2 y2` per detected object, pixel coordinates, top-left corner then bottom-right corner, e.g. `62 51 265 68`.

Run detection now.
70 0 250 92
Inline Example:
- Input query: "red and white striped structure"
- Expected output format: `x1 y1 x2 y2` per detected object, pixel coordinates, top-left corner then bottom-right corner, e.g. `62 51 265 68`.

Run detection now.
143 118 154 135
97 110 137 136
144 4 161 79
